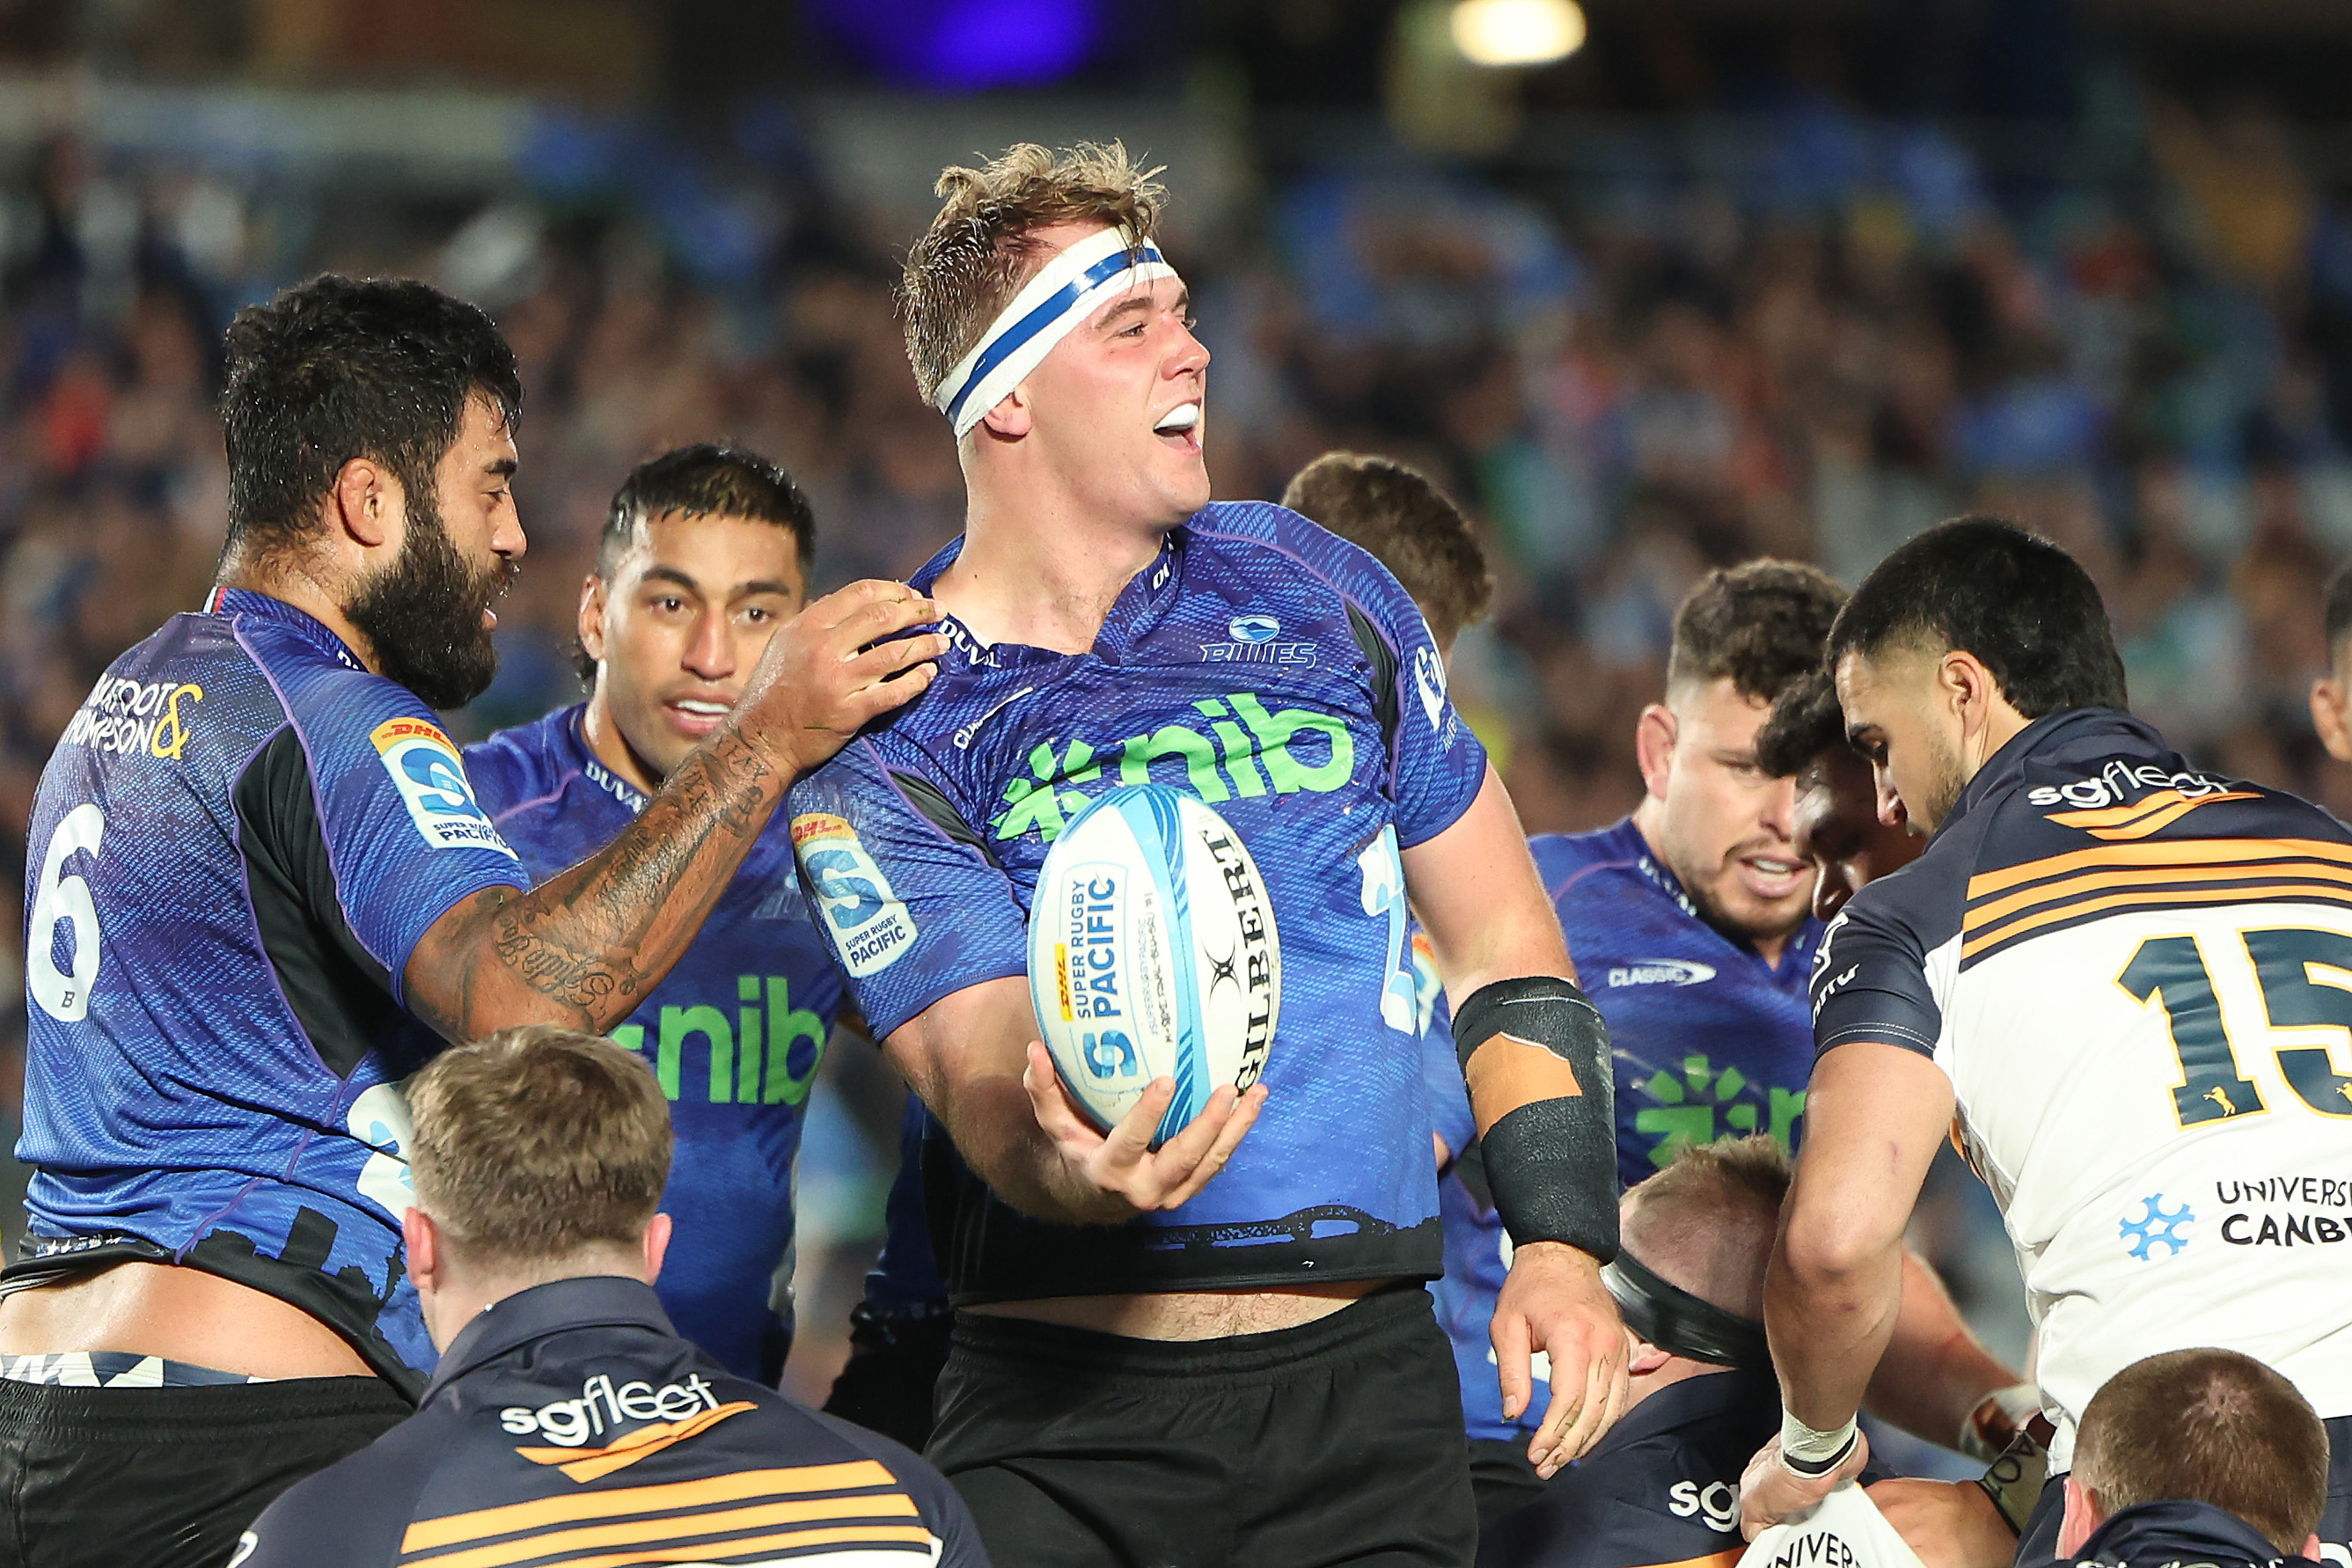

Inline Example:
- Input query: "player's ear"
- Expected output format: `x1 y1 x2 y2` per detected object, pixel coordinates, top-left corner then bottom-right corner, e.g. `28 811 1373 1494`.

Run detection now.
402 1206 441 1293
2312 677 2352 764
330 457 393 553
978 385 1034 441
641 1212 673 1284
2055 1475 2099 1558
579 575 610 666
1635 703 1678 802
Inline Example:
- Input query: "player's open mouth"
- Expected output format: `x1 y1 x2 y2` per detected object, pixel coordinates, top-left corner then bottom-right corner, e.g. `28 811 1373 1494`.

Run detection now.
669 697 732 733
1153 401 1203 449
1740 854 1807 898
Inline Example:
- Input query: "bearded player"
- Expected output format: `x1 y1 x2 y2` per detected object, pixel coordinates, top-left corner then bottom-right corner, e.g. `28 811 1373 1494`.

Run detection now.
465 444 849 1381
784 144 1626 1565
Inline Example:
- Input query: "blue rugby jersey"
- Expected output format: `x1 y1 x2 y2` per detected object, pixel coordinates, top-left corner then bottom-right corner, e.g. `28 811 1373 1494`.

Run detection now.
237 1276 986 1568
13 588 529 1388
786 502 1489 1301
1428 817 1821 1442
466 706 845 1381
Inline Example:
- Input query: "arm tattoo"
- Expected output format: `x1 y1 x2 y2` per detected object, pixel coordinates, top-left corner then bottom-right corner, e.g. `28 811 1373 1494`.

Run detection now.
415 729 780 1039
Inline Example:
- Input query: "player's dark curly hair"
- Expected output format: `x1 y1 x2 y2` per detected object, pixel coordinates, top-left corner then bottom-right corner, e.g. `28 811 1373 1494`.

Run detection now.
219 275 520 562
1826 516 2128 718
1667 561 1845 707
1754 669 1846 779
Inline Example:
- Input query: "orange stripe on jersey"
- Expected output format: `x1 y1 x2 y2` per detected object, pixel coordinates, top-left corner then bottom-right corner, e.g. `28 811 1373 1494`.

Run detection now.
2043 788 2261 835
1965 859 2352 931
399 1461 898 1553
1965 837 2352 900
404 1492 922 1568
1617 1549 1741 1568
482 1522 936 1568
1960 881 2352 960
514 1403 758 1484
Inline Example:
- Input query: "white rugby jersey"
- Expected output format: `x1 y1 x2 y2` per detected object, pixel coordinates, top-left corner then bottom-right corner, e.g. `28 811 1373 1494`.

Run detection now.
1812 709 2352 1468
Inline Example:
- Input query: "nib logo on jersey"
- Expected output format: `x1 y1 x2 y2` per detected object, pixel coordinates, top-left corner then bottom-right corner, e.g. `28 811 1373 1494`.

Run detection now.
993 692 1355 845
609 976 826 1107
1636 1054 1806 1168
2210 1176 2352 1250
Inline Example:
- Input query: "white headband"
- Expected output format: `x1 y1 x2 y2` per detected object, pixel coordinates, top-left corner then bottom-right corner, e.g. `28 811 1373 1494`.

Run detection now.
931 226 1181 440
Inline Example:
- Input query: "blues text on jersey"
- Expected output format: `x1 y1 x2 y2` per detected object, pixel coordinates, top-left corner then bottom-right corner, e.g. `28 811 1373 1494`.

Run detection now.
786 502 1488 1302
466 705 846 1380
14 588 527 1388
1427 817 1820 1442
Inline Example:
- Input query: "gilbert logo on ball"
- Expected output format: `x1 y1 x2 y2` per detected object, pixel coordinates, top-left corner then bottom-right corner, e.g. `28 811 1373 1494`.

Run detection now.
1029 783 1281 1147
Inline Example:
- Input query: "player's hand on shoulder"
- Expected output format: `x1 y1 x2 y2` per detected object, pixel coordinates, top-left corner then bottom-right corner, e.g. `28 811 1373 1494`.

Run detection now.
1738 1430 1871 1540
1021 1041 1266 1222
736 580 949 776
1493 1239 1630 1476
1865 1478 2018 1568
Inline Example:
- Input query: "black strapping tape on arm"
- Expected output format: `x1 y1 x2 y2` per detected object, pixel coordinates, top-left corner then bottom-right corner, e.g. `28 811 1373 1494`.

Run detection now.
1453 976 1619 1264
1601 1250 1771 1370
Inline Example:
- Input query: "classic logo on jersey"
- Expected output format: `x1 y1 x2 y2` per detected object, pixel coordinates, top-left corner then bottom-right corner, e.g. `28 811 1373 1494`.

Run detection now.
2213 1176 2352 1250
60 676 205 759
2119 1192 2195 1261
792 813 919 976
2026 762 2258 841
1607 958 1717 987
1200 614 1315 666
993 692 1356 845
370 718 517 856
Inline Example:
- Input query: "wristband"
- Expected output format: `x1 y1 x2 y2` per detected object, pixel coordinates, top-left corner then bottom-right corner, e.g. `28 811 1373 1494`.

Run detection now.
1958 1381 2042 1463
1778 1410 1859 1478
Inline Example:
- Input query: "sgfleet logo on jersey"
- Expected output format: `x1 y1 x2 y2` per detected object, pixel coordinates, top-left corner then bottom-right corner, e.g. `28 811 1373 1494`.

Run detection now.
2026 761 2258 840
992 691 1356 845
1668 1479 1740 1534
1200 613 1315 667
792 813 918 976
502 1371 755 1482
1606 958 1716 988
60 676 205 759
370 718 517 856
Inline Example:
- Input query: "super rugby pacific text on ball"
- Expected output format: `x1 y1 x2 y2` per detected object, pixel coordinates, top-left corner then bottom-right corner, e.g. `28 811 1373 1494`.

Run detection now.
1027 783 1281 1147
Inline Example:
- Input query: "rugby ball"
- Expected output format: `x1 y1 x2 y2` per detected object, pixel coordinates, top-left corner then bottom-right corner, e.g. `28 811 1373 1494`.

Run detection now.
1029 783 1281 1146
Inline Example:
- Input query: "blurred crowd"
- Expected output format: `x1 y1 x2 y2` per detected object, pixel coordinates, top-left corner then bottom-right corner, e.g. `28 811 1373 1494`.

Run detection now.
7 86 2352 1396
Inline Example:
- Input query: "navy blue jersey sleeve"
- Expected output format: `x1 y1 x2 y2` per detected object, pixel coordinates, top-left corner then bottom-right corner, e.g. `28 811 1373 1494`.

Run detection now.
787 739 1029 1041
295 679 526 1001
1810 897 1944 1061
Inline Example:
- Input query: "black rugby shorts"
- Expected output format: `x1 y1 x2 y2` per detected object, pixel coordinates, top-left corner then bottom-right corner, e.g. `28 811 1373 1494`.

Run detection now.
928 1284 1477 1568
0 1374 411 1567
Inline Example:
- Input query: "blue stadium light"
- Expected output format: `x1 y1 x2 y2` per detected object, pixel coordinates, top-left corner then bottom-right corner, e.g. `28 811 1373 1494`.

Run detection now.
807 0 1101 91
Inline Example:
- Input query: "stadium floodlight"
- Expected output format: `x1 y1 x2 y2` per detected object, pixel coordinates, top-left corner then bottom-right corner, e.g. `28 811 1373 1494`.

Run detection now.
1448 0 1586 67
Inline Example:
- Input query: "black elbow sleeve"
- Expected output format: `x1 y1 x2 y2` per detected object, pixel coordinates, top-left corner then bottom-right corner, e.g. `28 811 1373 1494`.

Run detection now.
1452 976 1620 1263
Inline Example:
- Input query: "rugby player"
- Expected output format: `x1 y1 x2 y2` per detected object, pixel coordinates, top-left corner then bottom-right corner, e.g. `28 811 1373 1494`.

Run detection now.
466 443 850 1381
2307 561 2352 765
236 1026 987 1567
1478 1136 1894 1568
785 144 1626 1564
2049 1349 2329 1568
1755 670 1921 922
1416 561 2024 1521
1737 517 2352 1557
0 276 943 1565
